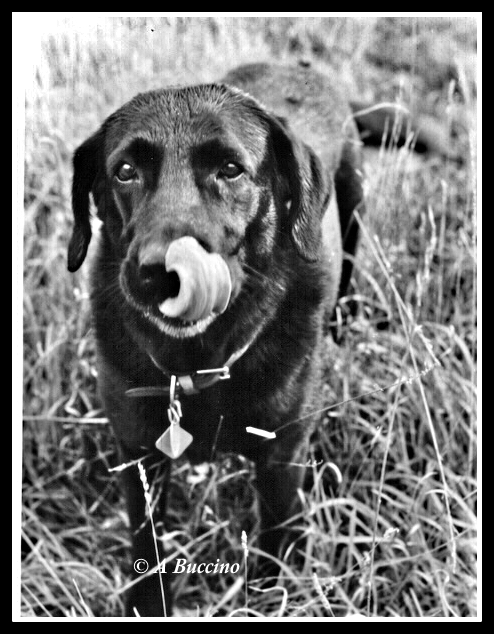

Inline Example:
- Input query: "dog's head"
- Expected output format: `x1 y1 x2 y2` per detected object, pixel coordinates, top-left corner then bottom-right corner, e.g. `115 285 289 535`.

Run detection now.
68 84 330 340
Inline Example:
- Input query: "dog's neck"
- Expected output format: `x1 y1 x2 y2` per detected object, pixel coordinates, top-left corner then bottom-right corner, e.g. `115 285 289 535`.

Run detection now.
150 339 252 393
125 331 257 399
125 328 267 459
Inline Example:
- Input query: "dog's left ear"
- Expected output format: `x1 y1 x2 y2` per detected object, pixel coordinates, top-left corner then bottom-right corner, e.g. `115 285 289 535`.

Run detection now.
68 129 104 272
268 115 331 262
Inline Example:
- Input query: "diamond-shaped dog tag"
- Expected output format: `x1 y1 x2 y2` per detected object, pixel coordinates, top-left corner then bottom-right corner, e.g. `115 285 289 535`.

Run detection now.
155 425 193 459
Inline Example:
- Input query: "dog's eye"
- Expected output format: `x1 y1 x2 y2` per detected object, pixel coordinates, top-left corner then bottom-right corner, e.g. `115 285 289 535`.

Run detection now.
116 163 137 182
218 162 244 180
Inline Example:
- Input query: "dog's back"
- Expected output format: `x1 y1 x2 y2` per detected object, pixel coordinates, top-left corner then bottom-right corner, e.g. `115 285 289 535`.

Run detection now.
224 63 356 174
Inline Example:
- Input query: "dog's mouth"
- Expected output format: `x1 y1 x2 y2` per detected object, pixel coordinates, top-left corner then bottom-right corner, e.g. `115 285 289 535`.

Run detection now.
121 237 233 339
121 272 220 339
121 267 222 338
144 304 219 339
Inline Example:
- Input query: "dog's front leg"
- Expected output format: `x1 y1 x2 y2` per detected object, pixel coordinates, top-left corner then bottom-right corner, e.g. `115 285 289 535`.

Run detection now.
255 452 307 581
120 453 172 617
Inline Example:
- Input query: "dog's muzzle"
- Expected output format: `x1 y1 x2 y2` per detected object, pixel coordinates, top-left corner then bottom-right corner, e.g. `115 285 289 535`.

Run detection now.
136 236 232 324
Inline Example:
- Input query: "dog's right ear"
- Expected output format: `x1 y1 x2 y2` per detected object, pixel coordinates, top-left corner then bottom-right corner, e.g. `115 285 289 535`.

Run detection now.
68 130 103 272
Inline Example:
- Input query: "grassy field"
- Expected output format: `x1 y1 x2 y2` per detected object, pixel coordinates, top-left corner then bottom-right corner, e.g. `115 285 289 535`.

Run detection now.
20 16 478 619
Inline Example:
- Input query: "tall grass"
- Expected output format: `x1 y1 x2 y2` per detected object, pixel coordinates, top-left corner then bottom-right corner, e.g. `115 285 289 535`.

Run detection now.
20 16 477 618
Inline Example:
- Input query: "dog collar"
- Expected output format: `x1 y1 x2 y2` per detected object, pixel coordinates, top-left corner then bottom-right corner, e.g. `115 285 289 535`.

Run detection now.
124 338 255 460
125 339 251 399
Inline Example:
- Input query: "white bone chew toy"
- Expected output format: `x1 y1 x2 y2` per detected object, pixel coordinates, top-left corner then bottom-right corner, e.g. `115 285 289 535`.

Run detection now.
158 236 232 322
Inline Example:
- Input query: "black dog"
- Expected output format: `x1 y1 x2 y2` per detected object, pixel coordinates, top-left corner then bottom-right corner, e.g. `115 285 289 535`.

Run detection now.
68 63 365 616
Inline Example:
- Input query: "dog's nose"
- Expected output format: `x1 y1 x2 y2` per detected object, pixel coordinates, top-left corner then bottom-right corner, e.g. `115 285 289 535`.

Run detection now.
135 237 232 322
137 244 180 304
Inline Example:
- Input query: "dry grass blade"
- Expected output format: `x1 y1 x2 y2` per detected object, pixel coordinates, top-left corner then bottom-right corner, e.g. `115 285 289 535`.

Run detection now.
136 461 167 617
355 211 458 576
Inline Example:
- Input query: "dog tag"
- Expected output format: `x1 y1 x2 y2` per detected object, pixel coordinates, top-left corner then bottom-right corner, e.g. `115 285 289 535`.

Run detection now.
155 395 193 459
155 424 193 459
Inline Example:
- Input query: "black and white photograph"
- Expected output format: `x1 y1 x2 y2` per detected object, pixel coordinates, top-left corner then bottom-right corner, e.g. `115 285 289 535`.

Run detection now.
15 13 480 620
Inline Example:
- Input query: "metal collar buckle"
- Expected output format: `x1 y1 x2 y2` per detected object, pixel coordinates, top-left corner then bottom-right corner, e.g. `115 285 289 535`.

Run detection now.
195 366 231 380
125 366 231 399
